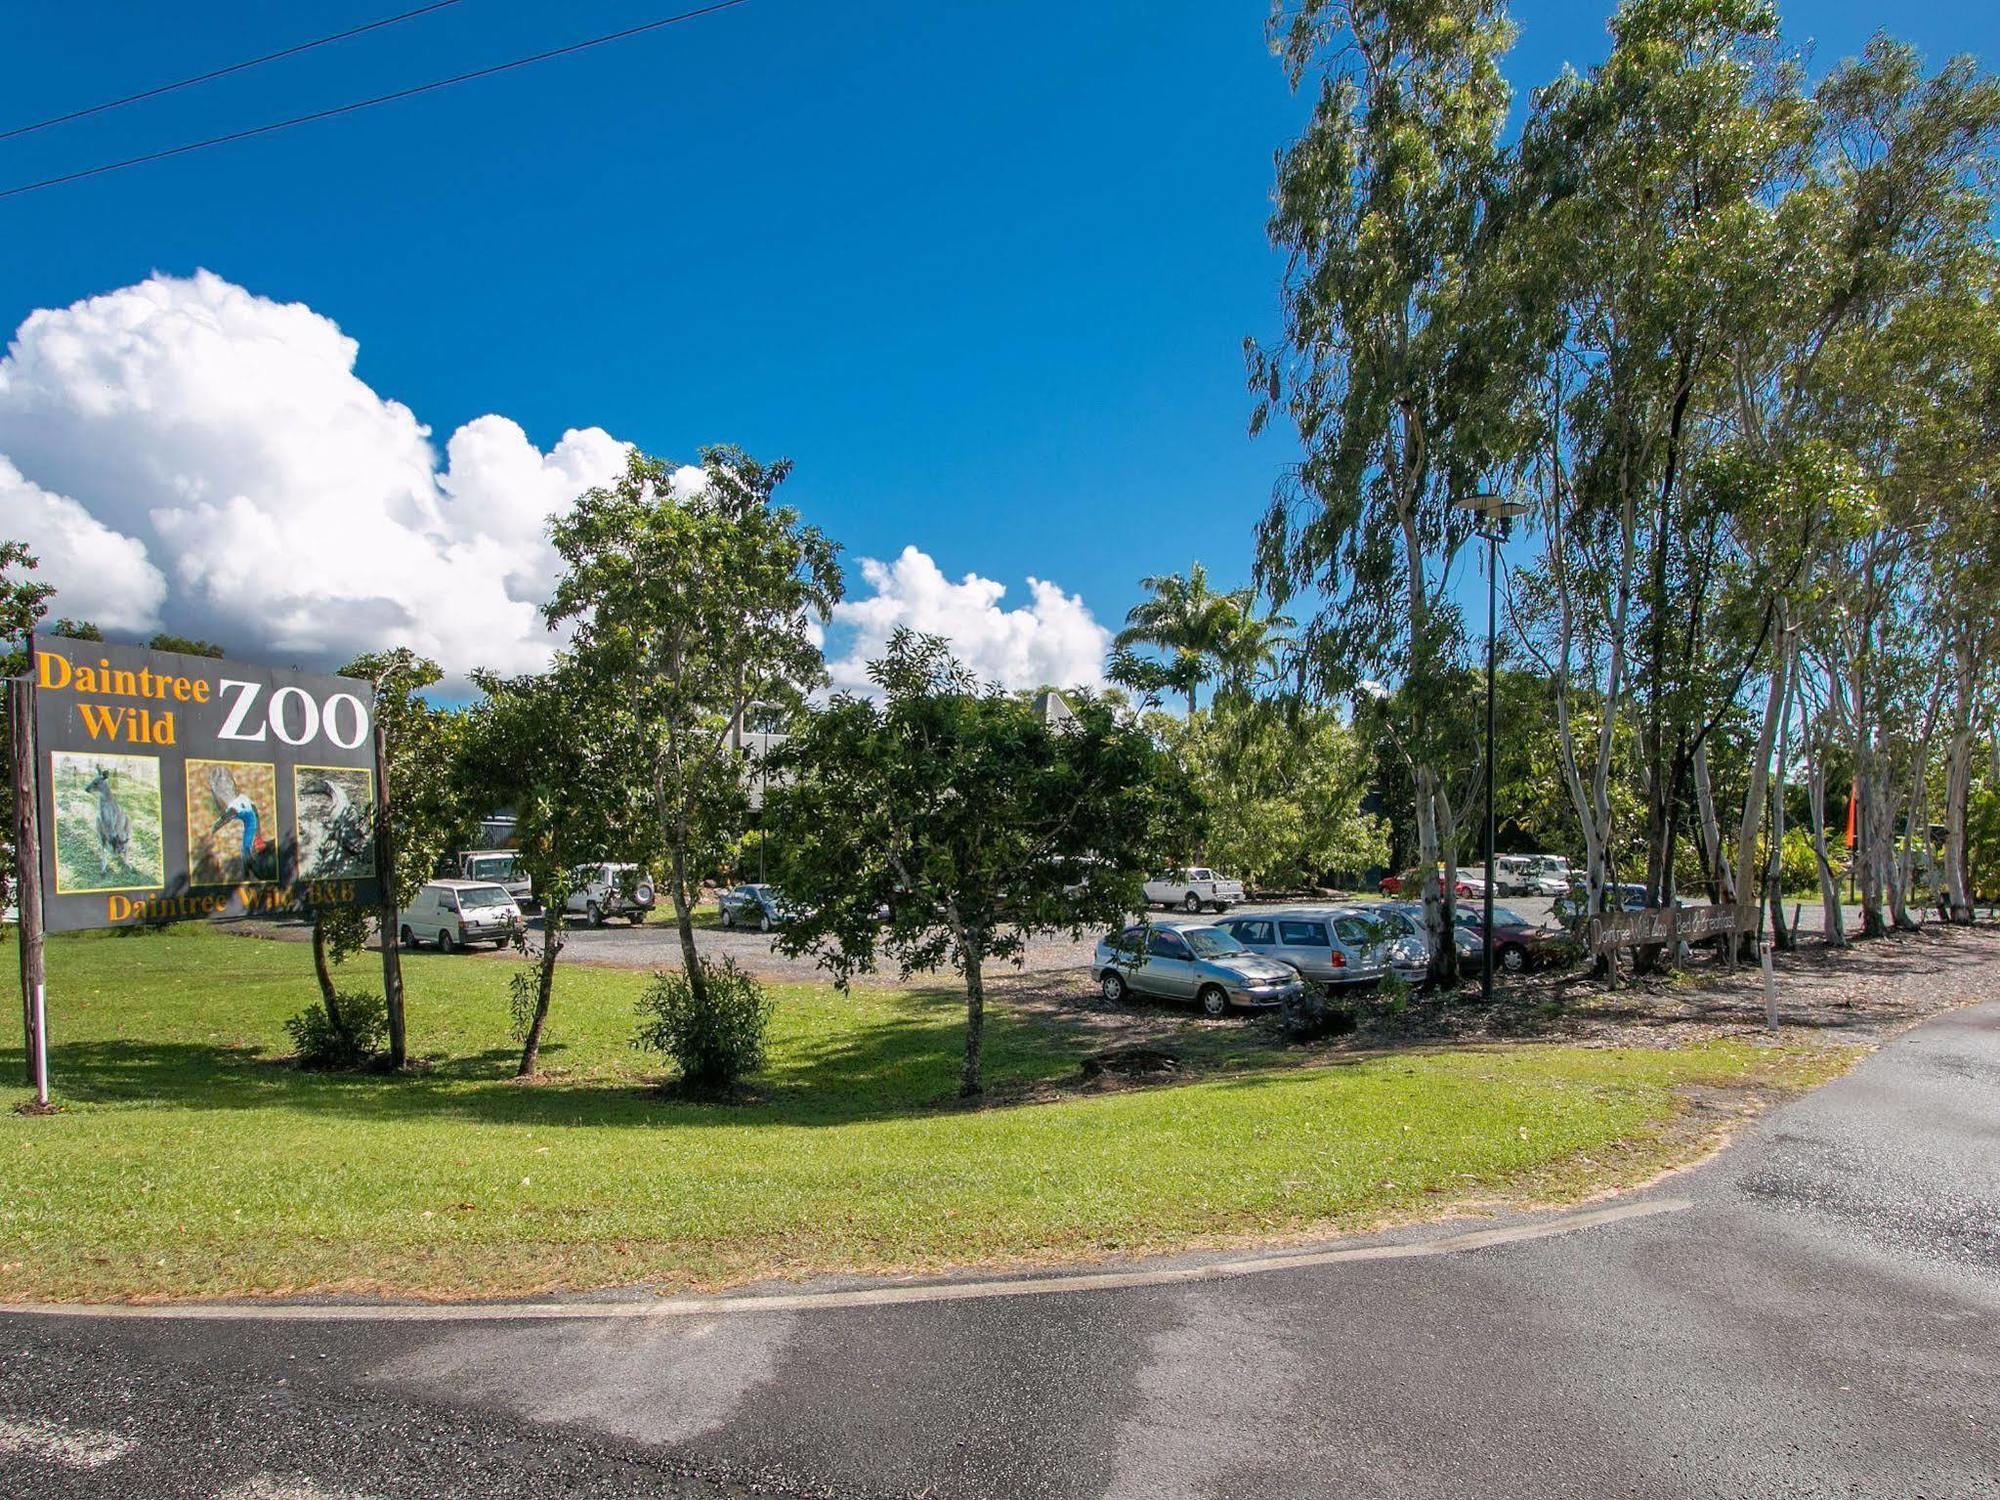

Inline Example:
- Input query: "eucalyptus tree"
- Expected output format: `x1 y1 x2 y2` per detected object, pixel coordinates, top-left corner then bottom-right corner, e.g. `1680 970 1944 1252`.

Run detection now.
766 630 1184 1097
1734 37 2000 938
1505 0 1811 946
545 447 843 1015
1249 0 1533 982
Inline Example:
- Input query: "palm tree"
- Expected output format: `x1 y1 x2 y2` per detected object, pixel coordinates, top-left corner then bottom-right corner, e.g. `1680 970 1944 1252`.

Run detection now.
1112 563 1243 716
1211 598 1295 705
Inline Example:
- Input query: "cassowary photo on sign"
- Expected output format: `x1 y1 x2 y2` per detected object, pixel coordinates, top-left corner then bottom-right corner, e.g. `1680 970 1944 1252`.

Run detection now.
186 759 279 886
294 765 375 881
49 751 165 894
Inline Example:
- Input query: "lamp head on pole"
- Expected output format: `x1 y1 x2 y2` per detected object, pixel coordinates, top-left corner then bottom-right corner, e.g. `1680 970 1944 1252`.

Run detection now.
1453 488 1530 542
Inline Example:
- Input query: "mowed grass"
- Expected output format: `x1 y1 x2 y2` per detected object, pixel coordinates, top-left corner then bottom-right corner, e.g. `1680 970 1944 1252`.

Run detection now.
0 925 1846 1302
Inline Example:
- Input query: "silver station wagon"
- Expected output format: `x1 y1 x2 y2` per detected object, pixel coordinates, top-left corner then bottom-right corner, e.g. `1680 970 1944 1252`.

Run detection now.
1217 908 1389 989
1093 921 1303 1017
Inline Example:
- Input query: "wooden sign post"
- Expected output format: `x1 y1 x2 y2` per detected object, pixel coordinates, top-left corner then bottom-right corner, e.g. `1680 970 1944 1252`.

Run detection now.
10 673 50 1106
1589 903 1749 993
373 718 406 1069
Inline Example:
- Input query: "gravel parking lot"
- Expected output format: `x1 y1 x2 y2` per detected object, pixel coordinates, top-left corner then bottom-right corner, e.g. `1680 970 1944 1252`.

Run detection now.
243 888 1879 988
535 892 1571 983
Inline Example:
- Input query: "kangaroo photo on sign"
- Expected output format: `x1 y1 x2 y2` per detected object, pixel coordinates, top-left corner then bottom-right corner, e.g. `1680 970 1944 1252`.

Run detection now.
27 636 381 932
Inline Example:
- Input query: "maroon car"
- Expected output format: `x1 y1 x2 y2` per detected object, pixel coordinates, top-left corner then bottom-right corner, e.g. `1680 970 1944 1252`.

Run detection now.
1454 905 1569 974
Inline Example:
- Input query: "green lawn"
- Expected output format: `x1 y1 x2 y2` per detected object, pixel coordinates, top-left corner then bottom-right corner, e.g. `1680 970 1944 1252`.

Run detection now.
0 925 1845 1302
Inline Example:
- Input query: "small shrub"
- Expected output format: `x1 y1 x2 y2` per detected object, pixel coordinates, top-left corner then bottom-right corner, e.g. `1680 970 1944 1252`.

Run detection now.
1280 983 1358 1041
285 991 388 1070
633 957 774 1094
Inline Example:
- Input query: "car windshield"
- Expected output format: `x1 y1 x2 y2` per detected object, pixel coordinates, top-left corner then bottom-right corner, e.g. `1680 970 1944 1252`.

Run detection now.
459 886 512 909
1184 927 1245 958
469 856 517 881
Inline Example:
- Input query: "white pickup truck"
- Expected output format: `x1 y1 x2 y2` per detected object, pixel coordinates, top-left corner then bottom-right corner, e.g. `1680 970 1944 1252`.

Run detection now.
1143 867 1246 914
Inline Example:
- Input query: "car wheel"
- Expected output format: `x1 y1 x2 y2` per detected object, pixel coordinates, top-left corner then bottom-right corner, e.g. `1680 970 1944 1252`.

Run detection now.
759 912 772 934
437 929 455 954
628 912 645 926
1198 984 1230 1018
1100 971 1128 1004
1183 892 1203 914
721 907 735 929
1499 943 1527 974
586 901 604 928
399 925 415 948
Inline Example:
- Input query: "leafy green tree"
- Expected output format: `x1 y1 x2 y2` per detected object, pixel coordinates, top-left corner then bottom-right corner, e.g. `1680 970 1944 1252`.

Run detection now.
462 657 654 1077
1154 700 1385 888
1 541 55 921
545 446 843 1022
766 630 1185 1098
146 633 225 658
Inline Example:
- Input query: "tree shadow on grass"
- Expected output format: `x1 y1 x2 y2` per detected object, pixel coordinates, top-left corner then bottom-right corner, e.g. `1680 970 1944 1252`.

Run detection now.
31 990 1116 1131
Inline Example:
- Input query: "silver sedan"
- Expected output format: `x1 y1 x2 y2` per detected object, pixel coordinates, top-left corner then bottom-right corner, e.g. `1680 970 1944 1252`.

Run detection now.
1094 921 1304 1018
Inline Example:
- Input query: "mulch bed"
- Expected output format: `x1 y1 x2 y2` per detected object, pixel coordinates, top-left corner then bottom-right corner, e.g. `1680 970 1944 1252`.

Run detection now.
985 922 2000 1060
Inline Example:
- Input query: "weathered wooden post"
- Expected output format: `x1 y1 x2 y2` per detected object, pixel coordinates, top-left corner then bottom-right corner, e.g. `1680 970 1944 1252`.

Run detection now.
10 672 48 1104
373 718 406 1069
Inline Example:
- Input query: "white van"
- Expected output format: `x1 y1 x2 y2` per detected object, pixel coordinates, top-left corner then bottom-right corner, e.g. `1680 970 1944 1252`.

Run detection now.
400 879 522 952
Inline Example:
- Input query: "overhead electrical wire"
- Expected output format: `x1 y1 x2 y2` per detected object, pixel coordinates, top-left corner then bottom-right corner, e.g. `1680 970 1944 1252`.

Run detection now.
0 0 753 203
0 0 471 144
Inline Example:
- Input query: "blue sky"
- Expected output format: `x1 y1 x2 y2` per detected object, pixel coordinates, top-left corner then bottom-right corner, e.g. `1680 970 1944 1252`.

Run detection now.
1 0 1993 686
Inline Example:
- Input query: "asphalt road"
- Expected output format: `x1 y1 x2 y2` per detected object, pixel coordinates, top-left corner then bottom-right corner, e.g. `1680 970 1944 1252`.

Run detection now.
6 993 1998 1497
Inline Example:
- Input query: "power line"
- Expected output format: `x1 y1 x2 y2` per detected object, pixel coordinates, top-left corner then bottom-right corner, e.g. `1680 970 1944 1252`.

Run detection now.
0 0 471 145
0 0 753 203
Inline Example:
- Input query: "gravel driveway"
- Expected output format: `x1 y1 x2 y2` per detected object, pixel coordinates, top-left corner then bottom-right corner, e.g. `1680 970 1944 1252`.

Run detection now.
236 889 1889 988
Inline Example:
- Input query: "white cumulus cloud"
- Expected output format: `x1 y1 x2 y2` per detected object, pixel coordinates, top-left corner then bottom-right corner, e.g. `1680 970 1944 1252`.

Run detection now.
0 270 632 686
0 457 166 631
829 545 1110 695
1 272 1114 702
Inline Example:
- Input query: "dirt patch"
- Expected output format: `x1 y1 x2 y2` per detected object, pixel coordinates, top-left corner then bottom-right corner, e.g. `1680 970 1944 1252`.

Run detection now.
1392 923 2000 1053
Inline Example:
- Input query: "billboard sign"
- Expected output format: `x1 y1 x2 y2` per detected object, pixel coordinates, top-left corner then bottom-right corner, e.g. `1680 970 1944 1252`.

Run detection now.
29 636 380 933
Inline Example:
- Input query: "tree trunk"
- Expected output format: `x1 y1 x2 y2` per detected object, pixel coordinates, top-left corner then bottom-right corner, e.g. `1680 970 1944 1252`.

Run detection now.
1944 643 1976 923
310 916 351 1045
374 719 406 1068
665 806 711 1012
1694 741 1733 906
1801 703 1846 947
1731 637 1791 961
517 915 562 1078
1767 642 1796 952
959 948 986 1099
1414 764 1455 987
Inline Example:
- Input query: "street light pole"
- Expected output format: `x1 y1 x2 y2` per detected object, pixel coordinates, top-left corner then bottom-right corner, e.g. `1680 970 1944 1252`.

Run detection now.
1483 524 1499 1004
1454 489 1528 1002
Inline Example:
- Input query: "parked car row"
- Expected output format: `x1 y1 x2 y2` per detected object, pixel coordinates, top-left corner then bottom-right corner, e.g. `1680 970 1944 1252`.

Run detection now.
1377 853 1574 901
